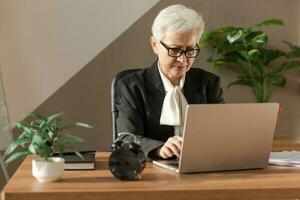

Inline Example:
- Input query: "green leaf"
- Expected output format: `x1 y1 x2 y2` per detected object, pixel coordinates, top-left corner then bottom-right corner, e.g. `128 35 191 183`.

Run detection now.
4 151 29 165
262 49 285 65
74 151 84 160
238 51 250 61
210 48 221 61
59 122 93 131
286 49 300 58
214 41 232 55
31 134 52 157
46 130 55 139
200 28 229 48
251 32 268 44
18 130 33 141
206 55 216 63
28 112 47 121
32 134 46 147
248 49 260 57
212 60 225 70
46 112 62 126
245 31 263 40
256 19 284 27
251 82 270 103
3 139 29 159
16 122 34 135
217 26 237 33
31 120 46 130
55 144 65 157
224 51 247 62
227 29 243 43
283 40 300 50
247 49 265 75
266 74 286 87
74 122 93 129
53 135 84 156
55 134 84 146
227 76 253 90
199 30 215 47
282 61 300 70
64 134 84 143
241 27 252 34
253 64 265 76
28 143 38 154
43 146 52 158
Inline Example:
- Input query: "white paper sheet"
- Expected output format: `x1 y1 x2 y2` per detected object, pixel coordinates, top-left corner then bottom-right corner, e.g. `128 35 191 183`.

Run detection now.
269 151 300 166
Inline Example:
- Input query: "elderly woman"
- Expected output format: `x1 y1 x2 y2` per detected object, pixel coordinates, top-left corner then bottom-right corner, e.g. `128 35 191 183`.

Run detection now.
116 4 224 160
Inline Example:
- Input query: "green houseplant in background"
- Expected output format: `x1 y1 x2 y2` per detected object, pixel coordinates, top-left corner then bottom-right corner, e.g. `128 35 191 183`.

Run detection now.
3 112 92 182
200 19 300 102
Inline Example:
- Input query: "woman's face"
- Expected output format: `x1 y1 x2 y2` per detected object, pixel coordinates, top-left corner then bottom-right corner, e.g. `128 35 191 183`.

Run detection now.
150 28 200 85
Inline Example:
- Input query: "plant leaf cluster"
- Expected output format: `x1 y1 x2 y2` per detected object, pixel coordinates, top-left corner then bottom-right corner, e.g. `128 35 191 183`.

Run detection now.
3 112 93 164
200 19 300 102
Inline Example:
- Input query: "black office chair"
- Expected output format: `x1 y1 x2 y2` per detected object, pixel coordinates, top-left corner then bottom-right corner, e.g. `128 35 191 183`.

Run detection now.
111 69 141 142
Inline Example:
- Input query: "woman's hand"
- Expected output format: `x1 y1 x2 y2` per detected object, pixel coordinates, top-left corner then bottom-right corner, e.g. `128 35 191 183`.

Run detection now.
158 136 183 159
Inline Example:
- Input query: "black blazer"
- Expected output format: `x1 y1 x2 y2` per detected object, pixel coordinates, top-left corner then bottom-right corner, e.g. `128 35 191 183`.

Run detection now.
116 62 224 159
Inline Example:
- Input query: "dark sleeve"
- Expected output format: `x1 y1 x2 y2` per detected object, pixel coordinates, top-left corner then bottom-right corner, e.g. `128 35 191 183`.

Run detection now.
207 76 225 104
116 80 164 160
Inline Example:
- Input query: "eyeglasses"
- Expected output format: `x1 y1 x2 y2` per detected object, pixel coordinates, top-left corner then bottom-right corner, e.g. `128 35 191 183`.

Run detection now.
160 41 200 58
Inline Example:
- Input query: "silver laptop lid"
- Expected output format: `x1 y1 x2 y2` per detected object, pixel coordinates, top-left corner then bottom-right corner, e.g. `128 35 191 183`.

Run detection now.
179 103 279 173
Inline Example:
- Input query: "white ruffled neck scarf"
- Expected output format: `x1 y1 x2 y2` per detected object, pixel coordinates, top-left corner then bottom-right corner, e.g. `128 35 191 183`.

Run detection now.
158 62 188 136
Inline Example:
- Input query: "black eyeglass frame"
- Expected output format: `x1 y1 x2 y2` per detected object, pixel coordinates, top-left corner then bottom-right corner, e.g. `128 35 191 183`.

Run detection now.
160 41 200 58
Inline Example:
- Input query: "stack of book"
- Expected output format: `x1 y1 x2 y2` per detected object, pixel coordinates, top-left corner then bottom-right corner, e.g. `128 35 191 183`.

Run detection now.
59 151 96 170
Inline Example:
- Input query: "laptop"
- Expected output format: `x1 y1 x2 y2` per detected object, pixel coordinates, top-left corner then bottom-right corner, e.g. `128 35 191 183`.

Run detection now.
153 103 279 173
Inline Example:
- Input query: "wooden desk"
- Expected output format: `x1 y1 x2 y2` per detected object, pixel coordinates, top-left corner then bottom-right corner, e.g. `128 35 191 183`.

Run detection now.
2 138 300 200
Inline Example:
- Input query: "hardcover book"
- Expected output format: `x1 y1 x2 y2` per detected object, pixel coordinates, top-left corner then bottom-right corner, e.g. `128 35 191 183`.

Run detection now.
58 151 96 170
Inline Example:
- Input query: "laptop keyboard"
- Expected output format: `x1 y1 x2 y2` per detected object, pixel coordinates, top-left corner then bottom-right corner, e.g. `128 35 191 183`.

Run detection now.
169 162 179 168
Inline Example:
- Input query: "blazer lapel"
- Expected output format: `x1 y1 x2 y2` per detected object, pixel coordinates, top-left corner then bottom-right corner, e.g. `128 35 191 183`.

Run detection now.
145 64 207 119
145 62 165 119
183 70 206 104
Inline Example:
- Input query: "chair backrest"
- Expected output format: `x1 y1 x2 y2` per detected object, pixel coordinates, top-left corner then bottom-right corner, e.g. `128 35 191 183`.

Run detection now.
111 68 141 142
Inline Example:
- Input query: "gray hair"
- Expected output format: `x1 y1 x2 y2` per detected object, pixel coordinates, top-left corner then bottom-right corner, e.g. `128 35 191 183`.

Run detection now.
151 4 205 41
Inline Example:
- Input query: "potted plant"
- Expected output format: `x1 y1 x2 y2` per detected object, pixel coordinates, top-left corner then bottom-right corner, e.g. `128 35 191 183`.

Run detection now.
3 112 92 182
200 19 300 102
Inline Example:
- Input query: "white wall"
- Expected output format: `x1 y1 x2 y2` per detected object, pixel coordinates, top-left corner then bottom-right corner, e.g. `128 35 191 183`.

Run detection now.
0 0 159 123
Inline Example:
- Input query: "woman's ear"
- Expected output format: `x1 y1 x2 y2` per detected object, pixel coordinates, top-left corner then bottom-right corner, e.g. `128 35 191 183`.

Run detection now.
150 36 159 55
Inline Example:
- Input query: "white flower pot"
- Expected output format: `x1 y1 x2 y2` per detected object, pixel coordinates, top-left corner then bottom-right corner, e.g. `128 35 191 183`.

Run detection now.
32 157 65 183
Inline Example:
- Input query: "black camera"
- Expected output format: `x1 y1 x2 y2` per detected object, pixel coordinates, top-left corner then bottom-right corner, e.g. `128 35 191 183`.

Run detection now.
108 133 146 180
